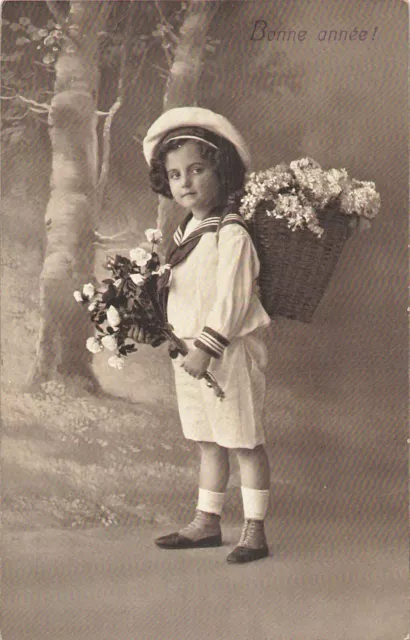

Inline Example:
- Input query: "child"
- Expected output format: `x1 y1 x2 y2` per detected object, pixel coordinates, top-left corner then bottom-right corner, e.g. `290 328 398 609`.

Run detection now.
142 107 272 564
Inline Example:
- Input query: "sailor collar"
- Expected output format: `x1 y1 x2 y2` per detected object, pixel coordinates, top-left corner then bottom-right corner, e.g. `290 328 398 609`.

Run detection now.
166 209 248 267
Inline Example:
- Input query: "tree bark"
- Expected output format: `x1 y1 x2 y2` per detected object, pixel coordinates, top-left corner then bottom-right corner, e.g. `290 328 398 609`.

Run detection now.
156 1 221 252
28 1 112 392
164 1 221 110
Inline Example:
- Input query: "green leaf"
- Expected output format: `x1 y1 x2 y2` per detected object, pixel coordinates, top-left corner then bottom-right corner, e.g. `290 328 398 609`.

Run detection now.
4 106 23 119
42 53 55 65
44 35 56 46
1 52 22 62
1 70 15 83
30 32 43 41
19 17 31 26
16 37 31 46
10 131 24 145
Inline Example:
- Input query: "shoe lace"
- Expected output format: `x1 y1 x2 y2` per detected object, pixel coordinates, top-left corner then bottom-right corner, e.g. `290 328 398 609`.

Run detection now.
238 518 264 548
181 510 219 537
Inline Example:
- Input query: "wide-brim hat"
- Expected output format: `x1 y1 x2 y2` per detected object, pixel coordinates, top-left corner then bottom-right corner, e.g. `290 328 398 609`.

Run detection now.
142 106 251 169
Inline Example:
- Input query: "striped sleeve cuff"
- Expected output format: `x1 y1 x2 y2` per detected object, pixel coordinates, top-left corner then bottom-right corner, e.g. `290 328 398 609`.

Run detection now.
194 327 230 359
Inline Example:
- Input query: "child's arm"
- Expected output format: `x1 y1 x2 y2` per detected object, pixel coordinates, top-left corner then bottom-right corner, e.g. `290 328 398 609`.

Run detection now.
194 225 261 360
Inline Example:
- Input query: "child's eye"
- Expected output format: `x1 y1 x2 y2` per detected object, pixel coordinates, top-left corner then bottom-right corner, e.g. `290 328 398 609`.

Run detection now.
191 166 204 175
168 171 180 180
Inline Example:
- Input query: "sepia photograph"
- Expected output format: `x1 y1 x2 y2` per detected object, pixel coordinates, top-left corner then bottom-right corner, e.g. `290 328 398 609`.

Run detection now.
1 1 408 638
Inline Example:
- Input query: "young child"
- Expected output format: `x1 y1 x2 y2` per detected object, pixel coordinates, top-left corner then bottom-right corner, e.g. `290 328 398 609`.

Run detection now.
142 107 272 564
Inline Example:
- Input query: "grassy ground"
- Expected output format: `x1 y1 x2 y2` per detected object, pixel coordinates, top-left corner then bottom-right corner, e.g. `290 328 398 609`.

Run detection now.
2 383 199 530
0 213 198 530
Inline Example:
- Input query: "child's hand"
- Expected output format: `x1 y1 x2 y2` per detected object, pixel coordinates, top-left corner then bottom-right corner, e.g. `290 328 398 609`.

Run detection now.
181 348 212 379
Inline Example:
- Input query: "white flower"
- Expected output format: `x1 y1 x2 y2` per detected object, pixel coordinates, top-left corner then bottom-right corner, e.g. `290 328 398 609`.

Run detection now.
86 337 103 354
340 180 381 219
289 157 321 171
130 247 152 267
108 355 125 370
83 283 95 299
101 334 118 351
327 167 348 183
106 305 121 328
129 273 145 286
88 302 97 312
73 290 83 303
145 228 163 244
138 254 152 267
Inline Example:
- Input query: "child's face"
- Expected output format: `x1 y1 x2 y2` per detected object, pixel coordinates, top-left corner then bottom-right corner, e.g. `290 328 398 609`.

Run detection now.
164 140 221 219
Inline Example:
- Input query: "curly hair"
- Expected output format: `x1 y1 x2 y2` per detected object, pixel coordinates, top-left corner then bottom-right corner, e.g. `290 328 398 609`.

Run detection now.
149 136 246 207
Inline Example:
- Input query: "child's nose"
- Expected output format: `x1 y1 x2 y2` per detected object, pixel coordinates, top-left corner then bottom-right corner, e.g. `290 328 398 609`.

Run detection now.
181 172 192 188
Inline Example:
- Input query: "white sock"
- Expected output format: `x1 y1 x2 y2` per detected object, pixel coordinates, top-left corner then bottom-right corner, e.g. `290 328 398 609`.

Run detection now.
197 488 225 516
241 487 270 520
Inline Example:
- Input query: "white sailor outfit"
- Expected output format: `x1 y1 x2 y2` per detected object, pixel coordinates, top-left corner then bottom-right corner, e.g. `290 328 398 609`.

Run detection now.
143 106 271 449
166 211 271 449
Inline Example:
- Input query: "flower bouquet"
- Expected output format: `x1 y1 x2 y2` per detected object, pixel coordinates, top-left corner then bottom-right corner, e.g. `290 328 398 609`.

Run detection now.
74 229 225 399
240 157 381 322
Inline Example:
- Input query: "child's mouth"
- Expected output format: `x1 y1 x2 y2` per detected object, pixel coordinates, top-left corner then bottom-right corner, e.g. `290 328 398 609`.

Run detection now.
182 192 196 198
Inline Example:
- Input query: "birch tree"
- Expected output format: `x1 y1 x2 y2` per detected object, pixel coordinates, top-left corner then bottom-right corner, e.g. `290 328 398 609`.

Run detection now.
27 1 114 392
3 0 221 391
154 1 222 250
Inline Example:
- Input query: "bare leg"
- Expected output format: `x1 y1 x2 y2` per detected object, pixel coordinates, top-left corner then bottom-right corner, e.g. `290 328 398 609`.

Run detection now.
198 441 230 492
235 444 270 490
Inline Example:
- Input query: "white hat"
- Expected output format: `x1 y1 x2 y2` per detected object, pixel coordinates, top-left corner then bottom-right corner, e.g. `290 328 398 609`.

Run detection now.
142 106 251 169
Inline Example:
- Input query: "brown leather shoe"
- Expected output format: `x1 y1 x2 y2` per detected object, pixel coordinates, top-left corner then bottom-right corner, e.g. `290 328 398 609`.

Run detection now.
226 544 269 563
155 531 222 549
226 518 270 563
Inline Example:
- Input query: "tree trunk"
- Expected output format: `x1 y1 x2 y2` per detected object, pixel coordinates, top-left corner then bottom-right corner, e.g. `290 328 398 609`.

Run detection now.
156 1 221 251
27 1 112 393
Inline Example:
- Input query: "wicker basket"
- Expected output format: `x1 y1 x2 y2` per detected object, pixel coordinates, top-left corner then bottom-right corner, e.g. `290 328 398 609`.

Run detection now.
248 202 352 323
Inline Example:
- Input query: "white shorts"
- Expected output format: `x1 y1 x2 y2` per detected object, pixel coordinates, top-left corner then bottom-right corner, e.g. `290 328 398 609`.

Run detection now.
172 332 268 449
